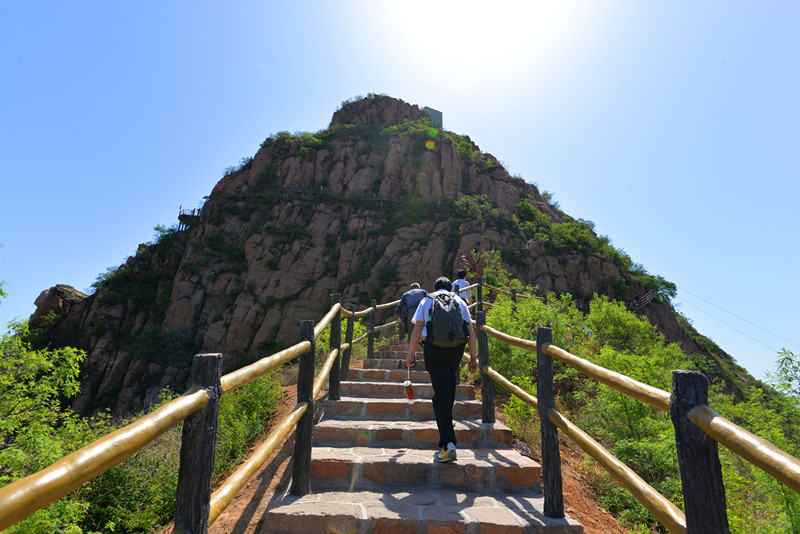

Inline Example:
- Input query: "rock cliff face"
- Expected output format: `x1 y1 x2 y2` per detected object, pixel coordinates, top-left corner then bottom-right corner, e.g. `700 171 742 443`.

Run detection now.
32 95 719 415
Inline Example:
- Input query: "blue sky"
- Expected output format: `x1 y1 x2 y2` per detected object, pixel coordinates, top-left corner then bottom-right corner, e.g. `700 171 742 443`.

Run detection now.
1 1 798 381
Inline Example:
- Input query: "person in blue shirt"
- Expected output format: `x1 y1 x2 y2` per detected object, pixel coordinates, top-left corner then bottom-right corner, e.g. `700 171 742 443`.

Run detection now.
451 270 472 305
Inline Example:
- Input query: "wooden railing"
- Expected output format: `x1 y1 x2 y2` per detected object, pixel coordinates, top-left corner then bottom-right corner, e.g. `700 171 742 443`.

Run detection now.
0 292 384 532
3 278 800 534
472 296 800 533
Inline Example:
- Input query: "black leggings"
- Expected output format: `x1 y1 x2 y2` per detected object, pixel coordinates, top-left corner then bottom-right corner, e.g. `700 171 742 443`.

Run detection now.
423 342 466 448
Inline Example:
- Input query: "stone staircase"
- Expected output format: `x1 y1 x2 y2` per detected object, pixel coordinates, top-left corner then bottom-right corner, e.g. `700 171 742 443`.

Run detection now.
262 342 583 533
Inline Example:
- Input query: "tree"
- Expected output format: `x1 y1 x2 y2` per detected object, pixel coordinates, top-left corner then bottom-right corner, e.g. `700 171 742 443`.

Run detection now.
0 286 99 532
769 349 800 401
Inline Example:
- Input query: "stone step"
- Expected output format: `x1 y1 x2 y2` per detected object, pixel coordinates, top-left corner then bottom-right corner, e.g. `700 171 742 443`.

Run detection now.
313 419 512 449
324 397 482 421
263 488 583 533
347 368 430 383
340 380 474 400
363 357 426 371
310 446 542 492
377 343 413 353
374 350 422 361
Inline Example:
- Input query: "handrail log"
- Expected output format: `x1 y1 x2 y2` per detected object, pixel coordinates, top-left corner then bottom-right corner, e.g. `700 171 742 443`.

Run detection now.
544 344 671 412
313 348 340 400
689 405 800 495
482 284 539 300
342 297 400 318
480 324 538 352
352 306 375 319
482 365 538 408
314 302 342 339
480 360 686 533
0 387 209 531
352 331 369 345
221 341 311 393
374 318 400 333
548 409 687 534
376 299 401 311
208 402 308 524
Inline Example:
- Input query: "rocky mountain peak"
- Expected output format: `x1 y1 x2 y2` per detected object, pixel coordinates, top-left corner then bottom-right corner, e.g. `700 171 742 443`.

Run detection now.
330 94 427 128
28 95 719 416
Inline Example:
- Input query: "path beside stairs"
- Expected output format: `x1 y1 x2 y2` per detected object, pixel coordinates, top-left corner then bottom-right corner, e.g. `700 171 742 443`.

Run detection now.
260 341 583 533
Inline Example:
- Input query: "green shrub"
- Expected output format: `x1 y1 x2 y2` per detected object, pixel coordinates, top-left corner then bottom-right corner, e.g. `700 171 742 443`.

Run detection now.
504 375 540 444
0 320 100 534
80 392 181 534
215 372 282 476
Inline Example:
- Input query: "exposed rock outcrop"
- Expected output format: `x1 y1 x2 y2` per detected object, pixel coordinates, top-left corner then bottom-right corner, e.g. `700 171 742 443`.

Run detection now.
30 284 88 329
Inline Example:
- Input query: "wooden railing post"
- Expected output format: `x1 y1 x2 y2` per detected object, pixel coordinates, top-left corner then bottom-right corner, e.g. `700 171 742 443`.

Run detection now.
398 308 404 342
367 299 377 359
340 305 355 375
291 321 315 495
329 294 342 401
537 327 564 518
670 370 730 533
477 312 494 424
173 353 223 534
512 288 517 314
477 276 483 313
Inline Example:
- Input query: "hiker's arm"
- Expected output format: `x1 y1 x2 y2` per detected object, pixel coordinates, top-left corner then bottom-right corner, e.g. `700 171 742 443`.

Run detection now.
467 323 478 374
406 321 424 368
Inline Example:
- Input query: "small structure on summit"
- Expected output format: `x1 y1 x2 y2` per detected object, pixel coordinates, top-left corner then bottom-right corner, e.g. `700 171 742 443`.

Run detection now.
422 106 442 129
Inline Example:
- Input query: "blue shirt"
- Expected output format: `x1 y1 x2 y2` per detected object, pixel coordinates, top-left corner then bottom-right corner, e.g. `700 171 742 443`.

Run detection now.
451 278 472 301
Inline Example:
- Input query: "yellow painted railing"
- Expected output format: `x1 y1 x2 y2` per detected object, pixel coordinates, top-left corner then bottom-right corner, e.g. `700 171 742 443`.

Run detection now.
0 386 209 530
0 293 381 531
208 402 307 524
479 309 800 533
689 404 800 494
477 348 687 533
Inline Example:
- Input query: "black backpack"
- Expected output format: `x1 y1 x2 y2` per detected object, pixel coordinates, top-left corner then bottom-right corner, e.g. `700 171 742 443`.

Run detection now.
426 292 469 348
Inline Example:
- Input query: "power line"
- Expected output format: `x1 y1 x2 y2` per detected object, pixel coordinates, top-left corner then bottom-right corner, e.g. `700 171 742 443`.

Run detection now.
677 286 800 350
676 298 779 353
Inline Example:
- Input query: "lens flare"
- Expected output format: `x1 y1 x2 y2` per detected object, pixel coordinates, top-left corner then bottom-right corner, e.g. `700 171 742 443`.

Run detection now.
425 140 435 150
326 517 356 534
428 128 439 138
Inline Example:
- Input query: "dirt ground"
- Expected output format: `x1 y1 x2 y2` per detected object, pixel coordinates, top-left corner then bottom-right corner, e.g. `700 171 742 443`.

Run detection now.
548 439 628 534
205 387 299 534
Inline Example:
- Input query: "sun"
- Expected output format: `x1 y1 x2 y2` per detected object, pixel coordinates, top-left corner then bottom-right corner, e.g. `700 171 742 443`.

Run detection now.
359 2 594 83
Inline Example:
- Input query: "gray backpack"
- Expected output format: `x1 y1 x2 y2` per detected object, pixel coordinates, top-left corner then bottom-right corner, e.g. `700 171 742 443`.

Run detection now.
426 292 469 348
